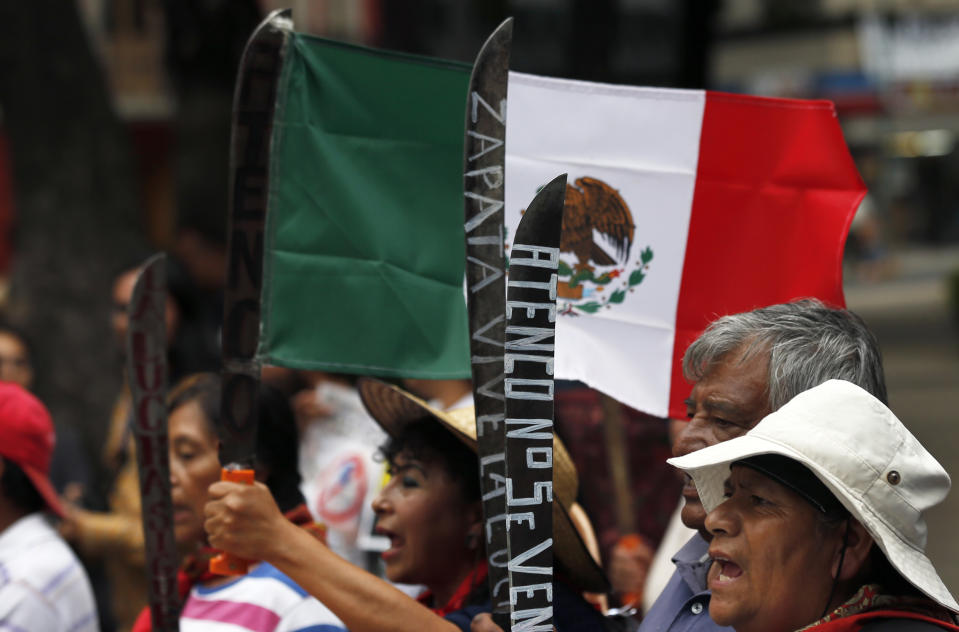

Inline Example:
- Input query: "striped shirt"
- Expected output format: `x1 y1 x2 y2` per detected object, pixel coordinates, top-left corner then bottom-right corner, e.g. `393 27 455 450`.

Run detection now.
181 562 347 632
0 512 98 632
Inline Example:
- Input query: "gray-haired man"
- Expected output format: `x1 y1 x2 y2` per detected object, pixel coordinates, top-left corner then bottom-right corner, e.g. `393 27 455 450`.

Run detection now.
641 298 886 632
471 299 886 632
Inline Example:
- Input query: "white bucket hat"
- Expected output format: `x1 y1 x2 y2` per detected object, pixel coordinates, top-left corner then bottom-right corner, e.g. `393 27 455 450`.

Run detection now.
667 379 958 612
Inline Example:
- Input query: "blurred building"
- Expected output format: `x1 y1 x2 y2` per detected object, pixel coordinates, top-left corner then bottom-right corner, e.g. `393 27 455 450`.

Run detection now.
714 0 959 248
80 0 174 247
1 0 708 262
2 0 956 284
67 0 379 254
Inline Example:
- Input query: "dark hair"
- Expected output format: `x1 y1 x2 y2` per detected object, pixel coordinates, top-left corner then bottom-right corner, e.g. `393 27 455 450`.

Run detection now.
736 455 848 520
167 373 305 512
378 417 481 504
0 458 46 515
868 546 925 599
110 252 158 283
0 320 34 362
175 213 227 249
684 299 887 409
378 417 487 607
814 521 925 605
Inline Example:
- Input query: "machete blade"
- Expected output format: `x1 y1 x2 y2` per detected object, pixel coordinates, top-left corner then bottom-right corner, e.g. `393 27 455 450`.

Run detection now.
463 16 512 624
127 253 179 632
217 8 290 470
503 173 566 632
210 8 290 576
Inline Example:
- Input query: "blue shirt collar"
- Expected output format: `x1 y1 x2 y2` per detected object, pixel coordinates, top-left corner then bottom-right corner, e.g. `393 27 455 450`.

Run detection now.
671 532 713 595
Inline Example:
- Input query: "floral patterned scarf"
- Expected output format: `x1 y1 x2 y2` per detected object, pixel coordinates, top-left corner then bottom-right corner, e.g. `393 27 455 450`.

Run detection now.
798 584 957 630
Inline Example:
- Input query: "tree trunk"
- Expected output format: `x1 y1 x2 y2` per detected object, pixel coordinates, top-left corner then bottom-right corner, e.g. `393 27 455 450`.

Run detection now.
0 0 147 468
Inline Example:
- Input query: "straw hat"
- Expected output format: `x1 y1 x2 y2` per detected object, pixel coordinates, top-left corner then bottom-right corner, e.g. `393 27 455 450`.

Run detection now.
358 377 609 593
668 379 957 612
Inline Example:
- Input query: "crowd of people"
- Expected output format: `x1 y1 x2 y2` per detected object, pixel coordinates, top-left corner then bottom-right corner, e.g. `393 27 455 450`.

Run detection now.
0 275 957 632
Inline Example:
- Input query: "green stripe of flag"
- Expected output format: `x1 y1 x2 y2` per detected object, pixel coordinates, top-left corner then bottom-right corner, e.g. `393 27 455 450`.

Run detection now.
260 33 473 377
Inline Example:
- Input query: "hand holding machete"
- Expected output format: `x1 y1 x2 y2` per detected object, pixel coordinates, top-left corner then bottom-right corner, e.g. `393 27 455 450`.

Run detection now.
205 479 291 562
209 8 290 575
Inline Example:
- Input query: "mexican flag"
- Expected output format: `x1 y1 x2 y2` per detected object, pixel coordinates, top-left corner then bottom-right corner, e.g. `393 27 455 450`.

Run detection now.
259 32 865 419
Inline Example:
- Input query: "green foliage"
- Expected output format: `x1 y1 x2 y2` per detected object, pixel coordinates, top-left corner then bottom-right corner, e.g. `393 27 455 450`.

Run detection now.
609 289 626 304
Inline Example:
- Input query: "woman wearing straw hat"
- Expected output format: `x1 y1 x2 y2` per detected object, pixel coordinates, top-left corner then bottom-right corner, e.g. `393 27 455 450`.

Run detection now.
204 377 609 632
668 379 959 632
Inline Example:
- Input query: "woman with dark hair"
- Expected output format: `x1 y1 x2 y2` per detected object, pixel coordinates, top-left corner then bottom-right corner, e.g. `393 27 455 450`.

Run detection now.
0 320 34 389
373 416 486 621
669 380 959 632
204 378 610 632
131 373 346 632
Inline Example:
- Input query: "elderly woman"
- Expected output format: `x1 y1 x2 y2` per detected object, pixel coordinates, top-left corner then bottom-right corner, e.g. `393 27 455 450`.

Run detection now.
131 373 345 632
204 378 609 632
669 379 959 632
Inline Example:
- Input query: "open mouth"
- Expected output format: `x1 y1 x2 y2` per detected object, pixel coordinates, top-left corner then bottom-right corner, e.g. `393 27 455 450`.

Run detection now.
375 526 402 560
709 555 743 585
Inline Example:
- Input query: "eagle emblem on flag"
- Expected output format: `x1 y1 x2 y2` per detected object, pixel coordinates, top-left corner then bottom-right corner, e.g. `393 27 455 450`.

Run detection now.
553 177 653 315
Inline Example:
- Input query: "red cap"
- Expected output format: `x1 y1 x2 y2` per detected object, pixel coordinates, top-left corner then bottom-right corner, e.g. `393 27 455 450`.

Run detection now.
0 383 63 517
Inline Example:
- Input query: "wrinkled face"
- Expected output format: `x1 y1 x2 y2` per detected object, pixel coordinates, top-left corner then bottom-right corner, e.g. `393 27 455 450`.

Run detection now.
168 400 221 548
705 466 841 632
0 332 32 389
371 451 480 596
675 346 771 536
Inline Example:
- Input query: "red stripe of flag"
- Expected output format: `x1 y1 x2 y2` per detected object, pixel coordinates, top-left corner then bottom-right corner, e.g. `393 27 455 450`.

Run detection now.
668 92 866 420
